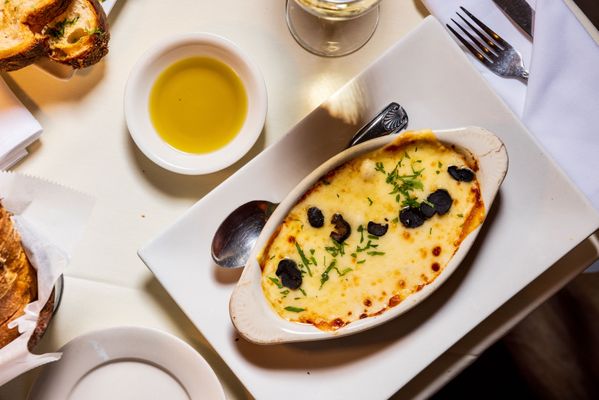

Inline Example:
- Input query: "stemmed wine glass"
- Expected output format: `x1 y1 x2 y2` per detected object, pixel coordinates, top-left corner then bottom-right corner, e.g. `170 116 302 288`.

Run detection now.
286 0 383 57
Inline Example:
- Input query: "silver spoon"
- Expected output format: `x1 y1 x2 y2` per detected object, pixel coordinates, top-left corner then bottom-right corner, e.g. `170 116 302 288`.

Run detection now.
211 102 408 268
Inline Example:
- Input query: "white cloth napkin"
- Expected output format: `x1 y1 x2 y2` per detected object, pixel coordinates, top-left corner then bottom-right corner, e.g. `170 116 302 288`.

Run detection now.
422 0 599 272
0 78 42 170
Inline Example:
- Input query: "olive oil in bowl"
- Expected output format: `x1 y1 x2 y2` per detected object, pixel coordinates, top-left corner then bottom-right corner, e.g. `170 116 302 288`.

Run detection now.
149 57 248 154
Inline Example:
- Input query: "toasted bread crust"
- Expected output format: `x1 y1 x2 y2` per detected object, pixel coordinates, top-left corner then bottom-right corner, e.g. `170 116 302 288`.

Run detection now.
0 39 46 71
48 0 109 68
0 205 38 348
0 0 109 71
25 0 72 32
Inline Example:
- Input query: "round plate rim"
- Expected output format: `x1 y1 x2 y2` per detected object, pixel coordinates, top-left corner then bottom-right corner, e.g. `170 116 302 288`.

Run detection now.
28 326 225 400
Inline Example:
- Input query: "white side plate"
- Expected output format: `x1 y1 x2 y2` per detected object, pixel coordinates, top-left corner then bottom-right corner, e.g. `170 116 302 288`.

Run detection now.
28 327 225 400
230 127 508 344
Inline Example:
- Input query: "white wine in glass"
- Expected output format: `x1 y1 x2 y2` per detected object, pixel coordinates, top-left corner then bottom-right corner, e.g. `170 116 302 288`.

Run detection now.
286 0 383 57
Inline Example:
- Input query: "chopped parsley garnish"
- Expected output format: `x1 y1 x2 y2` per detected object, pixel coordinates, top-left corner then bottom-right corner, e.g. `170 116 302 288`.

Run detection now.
357 260 366 264
356 240 378 252
367 197 373 206
377 158 426 208
357 224 365 243
457 213 464 218
47 16 79 39
320 259 353 289
295 242 313 276
299 288 307 296
367 251 385 256
325 238 346 257
285 306 306 313
268 277 283 289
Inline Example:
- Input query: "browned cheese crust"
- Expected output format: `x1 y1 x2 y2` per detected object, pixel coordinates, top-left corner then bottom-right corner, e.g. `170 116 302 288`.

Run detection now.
260 131 485 331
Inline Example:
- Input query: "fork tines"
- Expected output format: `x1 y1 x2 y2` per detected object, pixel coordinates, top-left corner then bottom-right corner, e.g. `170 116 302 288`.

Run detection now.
446 6 529 82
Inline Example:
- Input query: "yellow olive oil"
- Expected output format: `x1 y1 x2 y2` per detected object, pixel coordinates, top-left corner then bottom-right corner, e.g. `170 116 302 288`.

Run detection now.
149 57 248 154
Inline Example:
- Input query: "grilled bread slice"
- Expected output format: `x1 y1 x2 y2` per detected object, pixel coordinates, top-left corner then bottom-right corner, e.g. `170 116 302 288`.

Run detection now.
0 204 37 348
44 0 109 69
0 0 71 71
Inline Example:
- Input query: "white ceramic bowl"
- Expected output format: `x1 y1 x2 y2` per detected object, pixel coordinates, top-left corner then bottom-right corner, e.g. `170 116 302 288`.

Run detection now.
124 33 267 175
229 126 509 344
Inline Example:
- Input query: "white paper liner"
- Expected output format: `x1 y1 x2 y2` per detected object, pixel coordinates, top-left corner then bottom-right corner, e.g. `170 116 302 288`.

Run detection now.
0 171 94 386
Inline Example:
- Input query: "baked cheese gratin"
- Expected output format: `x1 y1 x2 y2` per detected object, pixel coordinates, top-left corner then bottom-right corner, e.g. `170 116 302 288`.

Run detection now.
259 130 485 331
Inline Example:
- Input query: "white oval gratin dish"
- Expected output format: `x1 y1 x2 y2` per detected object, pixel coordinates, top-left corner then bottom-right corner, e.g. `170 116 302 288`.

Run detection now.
229 126 508 344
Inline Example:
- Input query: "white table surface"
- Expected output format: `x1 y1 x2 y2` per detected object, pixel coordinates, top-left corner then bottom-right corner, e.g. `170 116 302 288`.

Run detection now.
0 1 597 399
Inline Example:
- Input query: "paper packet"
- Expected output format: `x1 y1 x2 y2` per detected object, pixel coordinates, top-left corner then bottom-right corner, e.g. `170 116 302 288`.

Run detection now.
0 172 94 386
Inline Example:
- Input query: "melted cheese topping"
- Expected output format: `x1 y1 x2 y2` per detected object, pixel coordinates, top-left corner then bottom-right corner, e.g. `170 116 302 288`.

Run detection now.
260 130 484 331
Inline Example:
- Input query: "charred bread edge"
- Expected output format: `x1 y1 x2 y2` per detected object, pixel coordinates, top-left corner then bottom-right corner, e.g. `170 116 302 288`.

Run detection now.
49 0 110 69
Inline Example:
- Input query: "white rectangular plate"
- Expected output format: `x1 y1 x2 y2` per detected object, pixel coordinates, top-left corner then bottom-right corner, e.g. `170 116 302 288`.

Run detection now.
139 17 599 400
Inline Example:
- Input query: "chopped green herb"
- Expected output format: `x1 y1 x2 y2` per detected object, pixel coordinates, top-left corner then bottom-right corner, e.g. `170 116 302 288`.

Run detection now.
46 16 79 39
438 161 443 168
280 289 290 298
320 259 353 289
392 217 399 224
367 251 386 256
268 277 283 289
367 234 380 240
295 242 313 276
457 213 464 218
357 240 378 252
357 224 365 243
299 288 307 296
325 238 346 257
285 306 306 313
422 200 434 208
379 157 426 208
367 197 373 206
357 260 366 264
429 227 432 235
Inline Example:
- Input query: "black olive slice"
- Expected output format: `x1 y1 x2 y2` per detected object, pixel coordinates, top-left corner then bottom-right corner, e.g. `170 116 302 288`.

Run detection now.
419 202 436 219
367 221 388 237
399 207 426 228
276 259 302 289
427 189 453 215
307 207 324 228
330 213 351 243
448 166 475 182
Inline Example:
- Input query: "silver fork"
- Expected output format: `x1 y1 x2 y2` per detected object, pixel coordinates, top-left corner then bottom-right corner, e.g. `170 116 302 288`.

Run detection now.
447 6 529 82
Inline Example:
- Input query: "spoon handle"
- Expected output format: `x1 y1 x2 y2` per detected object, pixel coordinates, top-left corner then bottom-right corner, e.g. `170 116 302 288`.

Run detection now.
346 102 409 148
